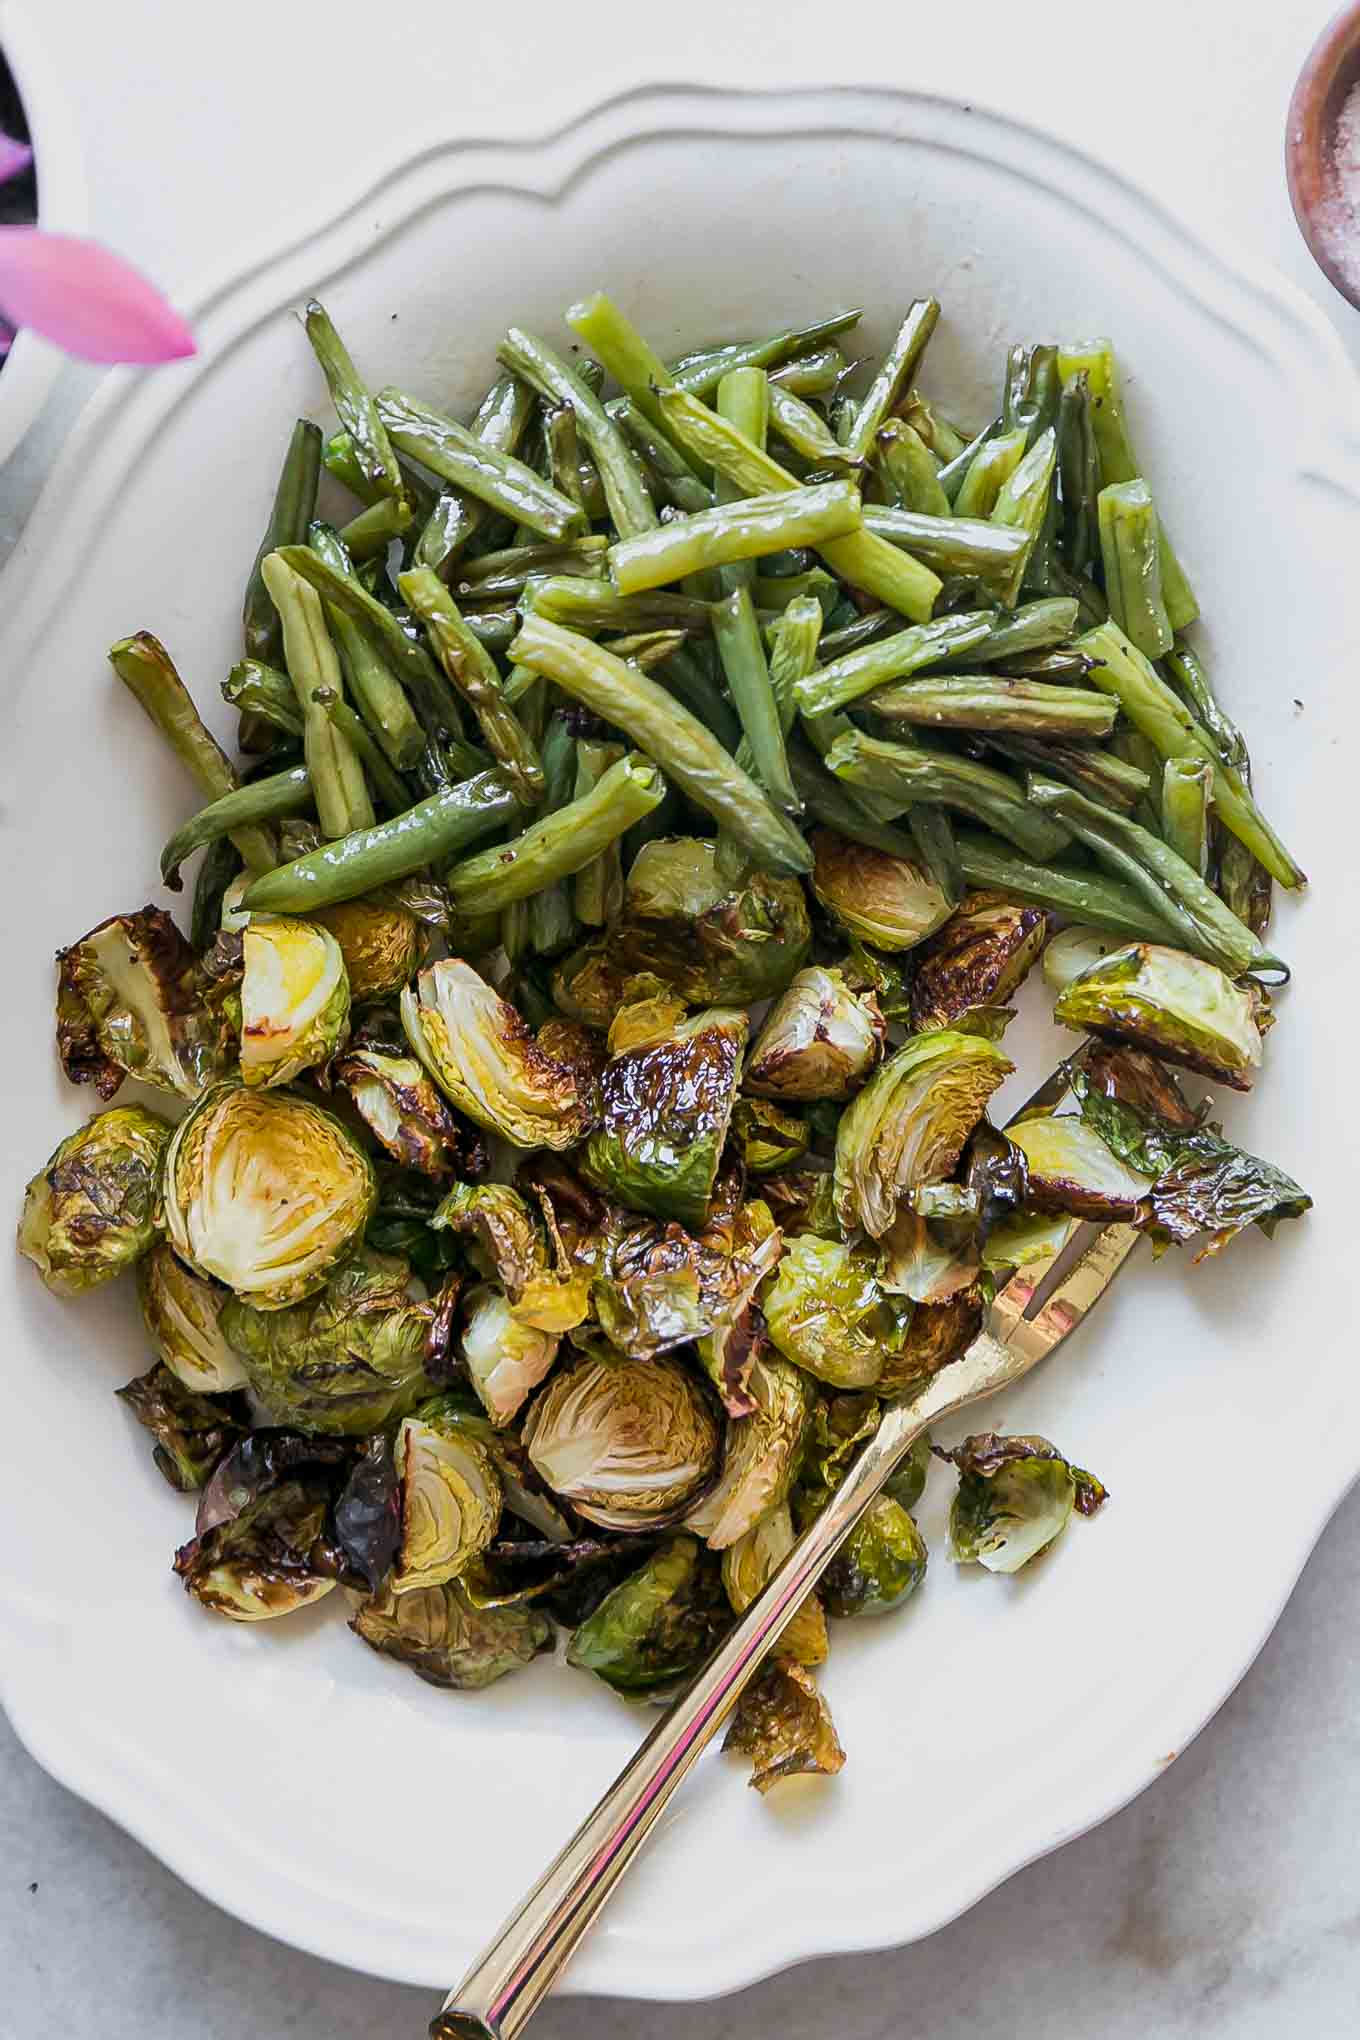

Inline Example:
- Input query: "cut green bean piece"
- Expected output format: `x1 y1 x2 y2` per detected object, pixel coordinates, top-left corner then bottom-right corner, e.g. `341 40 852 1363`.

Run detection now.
787 739 921 858
1026 776 1282 979
908 805 965 906
222 659 305 743
655 386 942 621
767 383 856 469
909 396 979 473
570 740 627 926
1078 620 1305 888
453 537 610 600
795 611 993 718
715 588 799 811
338 496 414 562
990 427 1058 606
327 607 425 771
510 612 812 875
842 299 939 461
323 428 438 521
544 402 606 520
313 690 412 814
416 374 536 576
816 608 899 662
875 419 950 516
1057 372 1099 576
110 632 278 876
1002 343 1061 445
953 426 1027 520
304 300 404 501
243 419 322 670
568 292 705 475
953 829 1184 944
998 647 1095 681
767 593 823 737
825 728 1073 862
1098 479 1172 658
529 711 582 957
192 836 243 952
716 367 770 598
1160 755 1212 877
498 326 658 538
768 345 848 397
262 555 374 839
1163 639 1248 772
377 387 584 543
868 673 1118 738
160 767 313 891
525 574 712 637
863 504 1029 595
399 567 543 804
271 544 451 735
1111 724 1167 837
609 477 862 596
668 310 862 395
986 734 1150 814
950 598 1080 667
658 646 741 753
612 399 714 514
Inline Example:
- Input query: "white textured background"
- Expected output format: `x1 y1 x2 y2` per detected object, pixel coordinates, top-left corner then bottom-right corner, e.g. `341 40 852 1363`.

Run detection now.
4 1 1359 2034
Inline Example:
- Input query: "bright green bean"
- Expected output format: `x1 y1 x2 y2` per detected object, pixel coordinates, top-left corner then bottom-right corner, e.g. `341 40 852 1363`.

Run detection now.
222 660 305 743
160 767 313 890
313 690 413 814
338 496 414 562
1098 479 1172 658
416 374 536 575
867 673 1118 737
608 477 862 595
826 728 1072 861
863 503 1029 595
875 419 950 516
242 419 322 668
795 611 993 718
1160 755 1212 876
304 300 404 500
498 326 658 538
400 567 543 804
377 386 584 543
262 554 374 839
668 311 862 395
715 588 799 811
841 299 939 461
953 828 1184 944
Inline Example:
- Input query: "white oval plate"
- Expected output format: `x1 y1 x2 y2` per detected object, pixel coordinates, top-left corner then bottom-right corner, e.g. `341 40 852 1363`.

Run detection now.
2 86 1357 2002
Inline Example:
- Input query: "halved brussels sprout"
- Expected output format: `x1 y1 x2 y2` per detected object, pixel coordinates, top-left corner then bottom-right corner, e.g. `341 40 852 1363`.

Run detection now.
762 1233 911 1389
1054 942 1265 1090
220 1246 438 1433
136 1242 247 1392
239 914 350 1087
685 1355 813 1550
19 1106 170 1295
401 958 589 1150
1009 1113 1153 1221
173 1477 338 1620
910 892 1047 1031
311 894 423 1001
549 938 633 1031
822 1494 927 1617
336 1047 476 1177
834 1031 1012 1238
1042 925 1123 994
116 1360 249 1492
390 1401 503 1593
875 1283 984 1396
352 1576 552 1689
729 1097 810 1175
581 1007 747 1227
460 1284 560 1428
811 828 953 952
608 837 812 1004
942 1431 1107 1574
165 1082 376 1309
432 1181 589 1332
523 1352 721 1531
566 1535 729 1697
429 1397 575 1543
744 965 885 1102
693 1199 784 1417
55 907 232 1100
721 1502 828 1667
722 1654 844 1793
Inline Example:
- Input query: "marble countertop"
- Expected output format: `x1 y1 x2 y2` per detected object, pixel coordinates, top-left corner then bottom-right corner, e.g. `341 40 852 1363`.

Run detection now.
5 1 1359 2032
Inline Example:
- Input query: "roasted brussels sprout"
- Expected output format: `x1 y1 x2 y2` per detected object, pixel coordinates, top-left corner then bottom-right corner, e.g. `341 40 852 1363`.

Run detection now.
524 1352 721 1531
239 914 350 1087
311 894 423 1001
883 1429 933 1511
744 965 885 1102
336 1047 478 1177
390 1400 503 1593
762 1233 912 1389
811 828 953 952
1042 925 1123 994
460 1284 560 1428
220 1246 438 1432
834 1031 1012 1238
794 1391 881 1527
1009 1113 1152 1221
581 1007 747 1227
430 1396 575 1542
173 1477 339 1620
566 1535 729 1696
401 958 590 1150
728 1097 810 1175
608 837 811 1004
721 1502 828 1666
55 906 232 1100
1054 942 1265 1090
693 1200 784 1418
164 1082 376 1308
686 1355 813 1550
591 1182 780 1366
980 1209 1080 1273
876 1206 981 1304
353 1576 552 1688
910 892 1047 1031
433 1181 589 1332
549 938 635 1031
876 1282 984 1395
19 1106 170 1295
722 1655 845 1793
822 1494 927 1617
759 1167 841 1240
136 1242 247 1393
942 1431 1107 1574
116 1361 249 1492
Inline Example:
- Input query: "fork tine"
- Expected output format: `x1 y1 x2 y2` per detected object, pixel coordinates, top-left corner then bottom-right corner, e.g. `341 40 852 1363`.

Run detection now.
1000 1222 1141 1370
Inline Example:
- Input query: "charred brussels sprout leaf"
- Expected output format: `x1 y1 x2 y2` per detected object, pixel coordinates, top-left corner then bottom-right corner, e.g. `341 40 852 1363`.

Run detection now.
566 1535 729 1697
834 1031 1012 1238
333 1434 402 1592
591 1182 780 1365
311 894 423 1002
116 1362 249 1492
1009 1113 1152 1222
401 958 590 1150
524 1352 721 1531
173 1477 339 1620
336 1047 479 1178
762 1233 912 1389
581 1007 747 1227
875 1283 985 1396
811 828 953 952
721 1502 828 1667
432 1181 589 1332
608 837 811 1004
876 1206 981 1305
794 1392 882 1529
723 1655 845 1793
19 1106 170 1296
692 1199 784 1417
136 1243 247 1392
353 1576 552 1689
459 1284 560 1428
910 892 1047 1031
220 1246 437 1433
1054 942 1265 1091
164 1082 376 1309
685 1355 812 1550
760 1168 841 1240
729 1097 810 1176
942 1431 1106 1574
744 965 885 1102
390 1399 503 1592
239 914 350 1087
822 1494 927 1618
55 907 233 1101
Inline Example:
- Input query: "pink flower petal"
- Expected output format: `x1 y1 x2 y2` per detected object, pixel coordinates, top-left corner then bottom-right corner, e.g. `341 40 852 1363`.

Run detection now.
0 229 195 364
0 130 33 186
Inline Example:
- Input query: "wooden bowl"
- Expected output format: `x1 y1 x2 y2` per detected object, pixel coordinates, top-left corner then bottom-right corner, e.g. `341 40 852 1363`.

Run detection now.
1287 3 1360 309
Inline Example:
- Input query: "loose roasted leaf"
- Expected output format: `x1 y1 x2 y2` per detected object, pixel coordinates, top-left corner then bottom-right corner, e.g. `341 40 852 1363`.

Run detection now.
116 1362 250 1492
723 1655 845 1792
352 1576 552 1689
56 907 234 1100
910 892 1047 1032
939 1431 1105 1574
581 1007 747 1228
609 837 811 1004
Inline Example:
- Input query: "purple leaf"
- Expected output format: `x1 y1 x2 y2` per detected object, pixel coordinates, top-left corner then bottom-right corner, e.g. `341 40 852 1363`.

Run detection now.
0 131 33 187
0 229 195 363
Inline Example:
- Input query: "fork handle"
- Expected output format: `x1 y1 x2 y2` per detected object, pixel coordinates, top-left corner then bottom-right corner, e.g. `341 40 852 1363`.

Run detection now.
430 1394 928 2040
